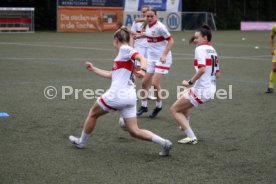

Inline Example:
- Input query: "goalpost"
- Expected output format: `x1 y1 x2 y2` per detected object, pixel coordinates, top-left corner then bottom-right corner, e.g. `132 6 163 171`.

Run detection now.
182 12 217 31
0 7 35 33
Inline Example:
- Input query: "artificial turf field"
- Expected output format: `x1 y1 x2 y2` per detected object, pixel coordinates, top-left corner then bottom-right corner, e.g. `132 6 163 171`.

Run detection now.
0 30 275 184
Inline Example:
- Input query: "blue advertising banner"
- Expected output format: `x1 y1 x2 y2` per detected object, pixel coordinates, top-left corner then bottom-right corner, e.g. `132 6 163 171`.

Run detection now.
138 0 167 11
58 0 124 7
124 0 182 12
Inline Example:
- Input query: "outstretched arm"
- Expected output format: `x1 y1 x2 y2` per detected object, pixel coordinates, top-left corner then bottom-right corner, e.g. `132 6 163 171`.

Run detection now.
134 17 146 23
85 61 112 79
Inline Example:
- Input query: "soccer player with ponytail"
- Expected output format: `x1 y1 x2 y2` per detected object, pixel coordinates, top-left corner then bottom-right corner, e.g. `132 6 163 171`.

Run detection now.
69 27 172 156
170 25 220 144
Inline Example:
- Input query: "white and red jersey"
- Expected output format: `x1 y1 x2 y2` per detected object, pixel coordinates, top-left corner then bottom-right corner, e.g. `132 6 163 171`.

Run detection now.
110 45 138 89
145 20 172 60
193 43 219 89
131 21 148 48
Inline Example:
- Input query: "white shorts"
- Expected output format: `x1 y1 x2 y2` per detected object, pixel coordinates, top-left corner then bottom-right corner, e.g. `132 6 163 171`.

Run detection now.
97 88 137 118
147 52 172 74
146 60 171 74
183 87 216 107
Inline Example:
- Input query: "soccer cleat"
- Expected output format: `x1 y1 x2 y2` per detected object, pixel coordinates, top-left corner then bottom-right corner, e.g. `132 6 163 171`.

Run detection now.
265 88 273 93
178 137 198 144
69 135 87 149
149 107 162 118
159 139 172 156
137 106 148 116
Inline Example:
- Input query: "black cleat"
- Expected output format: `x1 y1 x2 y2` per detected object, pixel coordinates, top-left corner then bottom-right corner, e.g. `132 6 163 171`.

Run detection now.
137 106 148 116
149 107 162 118
265 88 273 94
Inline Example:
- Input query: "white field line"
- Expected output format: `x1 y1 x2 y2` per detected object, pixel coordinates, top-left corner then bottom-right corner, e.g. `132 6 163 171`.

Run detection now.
0 42 271 62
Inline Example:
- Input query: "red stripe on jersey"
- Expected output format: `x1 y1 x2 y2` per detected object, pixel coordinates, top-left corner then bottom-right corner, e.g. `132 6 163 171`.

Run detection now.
112 60 134 71
147 36 165 43
165 36 173 41
99 97 117 111
131 52 139 60
194 59 212 66
155 65 170 70
189 89 203 104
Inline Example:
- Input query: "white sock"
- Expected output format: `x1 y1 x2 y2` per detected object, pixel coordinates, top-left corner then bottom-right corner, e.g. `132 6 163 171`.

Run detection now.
79 130 90 144
184 128 196 139
152 134 166 146
156 101 162 108
141 100 148 107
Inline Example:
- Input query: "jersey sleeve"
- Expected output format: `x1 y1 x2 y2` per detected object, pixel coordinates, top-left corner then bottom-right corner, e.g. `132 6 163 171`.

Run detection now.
159 23 172 40
195 47 207 67
121 46 139 61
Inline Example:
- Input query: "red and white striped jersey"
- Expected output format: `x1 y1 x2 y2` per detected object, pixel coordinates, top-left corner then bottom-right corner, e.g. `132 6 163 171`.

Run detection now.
131 21 148 48
193 43 219 89
111 45 138 89
145 20 172 59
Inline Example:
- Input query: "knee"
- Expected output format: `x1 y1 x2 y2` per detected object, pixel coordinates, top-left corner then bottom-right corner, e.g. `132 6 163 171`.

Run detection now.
151 81 159 89
170 106 175 114
128 128 140 138
142 82 148 89
89 109 99 119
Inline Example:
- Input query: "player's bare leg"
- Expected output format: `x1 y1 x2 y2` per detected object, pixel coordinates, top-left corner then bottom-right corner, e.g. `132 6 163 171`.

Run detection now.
170 95 198 144
149 73 163 118
124 117 172 156
69 102 108 148
137 72 154 116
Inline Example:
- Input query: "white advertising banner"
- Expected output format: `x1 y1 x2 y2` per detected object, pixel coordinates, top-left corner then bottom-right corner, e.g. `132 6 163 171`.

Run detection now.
124 11 181 31
124 0 182 12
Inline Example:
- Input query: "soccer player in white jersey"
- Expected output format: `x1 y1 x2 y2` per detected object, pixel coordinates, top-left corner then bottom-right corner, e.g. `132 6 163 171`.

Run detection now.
131 5 156 100
69 27 172 156
136 7 174 118
170 25 220 144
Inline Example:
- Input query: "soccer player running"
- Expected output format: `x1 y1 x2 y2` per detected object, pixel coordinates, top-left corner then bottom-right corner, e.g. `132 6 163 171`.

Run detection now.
136 7 174 118
170 25 220 144
69 27 172 156
265 24 276 93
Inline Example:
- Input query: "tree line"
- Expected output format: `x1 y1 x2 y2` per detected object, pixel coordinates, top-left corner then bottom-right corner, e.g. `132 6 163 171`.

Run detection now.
1 0 275 30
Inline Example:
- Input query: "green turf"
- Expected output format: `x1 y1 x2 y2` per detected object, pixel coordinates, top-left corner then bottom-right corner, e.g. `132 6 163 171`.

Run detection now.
0 31 275 184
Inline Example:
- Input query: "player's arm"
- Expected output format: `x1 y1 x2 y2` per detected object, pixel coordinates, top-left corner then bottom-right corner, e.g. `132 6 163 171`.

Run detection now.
269 34 275 55
134 54 147 77
160 37 174 63
215 71 220 79
134 17 146 23
182 67 206 87
85 61 112 79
